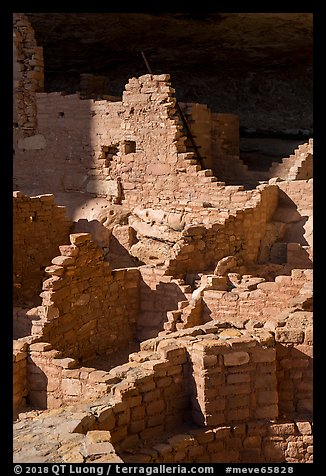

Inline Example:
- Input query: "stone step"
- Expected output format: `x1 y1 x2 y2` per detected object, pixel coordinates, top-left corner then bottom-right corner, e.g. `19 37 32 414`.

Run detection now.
197 169 213 177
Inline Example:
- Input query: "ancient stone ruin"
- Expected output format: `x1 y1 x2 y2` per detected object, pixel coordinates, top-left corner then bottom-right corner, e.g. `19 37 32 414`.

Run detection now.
13 13 313 464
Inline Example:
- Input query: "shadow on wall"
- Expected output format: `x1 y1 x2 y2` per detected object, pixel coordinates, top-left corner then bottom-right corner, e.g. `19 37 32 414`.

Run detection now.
274 190 310 246
13 307 41 340
108 235 143 269
276 344 313 419
268 189 312 270
73 218 112 249
26 362 48 410
73 218 142 268
137 278 188 341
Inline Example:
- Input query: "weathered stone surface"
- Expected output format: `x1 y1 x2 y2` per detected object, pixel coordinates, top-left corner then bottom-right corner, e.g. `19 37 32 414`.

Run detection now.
223 352 250 366
18 134 46 150
87 179 120 197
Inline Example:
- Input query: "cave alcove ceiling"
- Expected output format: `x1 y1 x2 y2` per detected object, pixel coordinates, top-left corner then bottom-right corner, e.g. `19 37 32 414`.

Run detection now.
26 12 313 136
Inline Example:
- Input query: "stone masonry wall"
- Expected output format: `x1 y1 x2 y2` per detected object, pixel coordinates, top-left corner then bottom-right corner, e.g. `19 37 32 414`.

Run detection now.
13 192 72 305
26 341 118 409
267 140 313 181
13 340 28 412
276 179 313 251
210 113 250 183
202 268 311 326
121 420 313 463
179 102 213 170
275 310 313 418
165 184 279 276
137 266 192 341
13 74 260 209
14 328 313 462
14 93 123 193
13 13 44 137
30 233 140 361
22 340 191 444
187 335 278 427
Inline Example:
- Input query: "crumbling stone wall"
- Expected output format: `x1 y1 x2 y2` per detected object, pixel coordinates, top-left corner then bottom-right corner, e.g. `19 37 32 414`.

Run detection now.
13 13 44 137
14 326 313 463
120 420 313 463
30 233 140 361
166 184 279 276
13 192 72 305
12 74 265 209
267 140 313 181
137 266 191 341
26 341 117 409
13 340 28 411
202 269 312 326
276 179 313 251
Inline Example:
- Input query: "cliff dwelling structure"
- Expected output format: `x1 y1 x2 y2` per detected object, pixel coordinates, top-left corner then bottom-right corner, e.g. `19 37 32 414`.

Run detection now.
13 13 313 464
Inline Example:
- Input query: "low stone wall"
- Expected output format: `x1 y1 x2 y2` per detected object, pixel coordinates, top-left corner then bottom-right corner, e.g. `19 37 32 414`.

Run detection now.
23 340 192 441
13 192 72 306
202 268 311 326
13 327 313 463
26 342 117 409
120 420 313 463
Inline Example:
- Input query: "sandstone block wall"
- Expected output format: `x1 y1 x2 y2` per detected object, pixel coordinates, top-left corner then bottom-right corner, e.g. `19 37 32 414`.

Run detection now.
202 268 311 326
30 233 140 361
13 192 72 305
13 13 44 137
268 140 313 181
14 325 313 462
22 340 191 440
142 323 312 428
121 420 313 463
188 336 278 427
137 266 191 341
275 310 313 417
166 184 279 276
14 93 121 193
13 73 267 211
14 74 184 198
13 340 28 411
277 179 313 251
26 342 116 409
210 113 250 182
179 102 213 170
